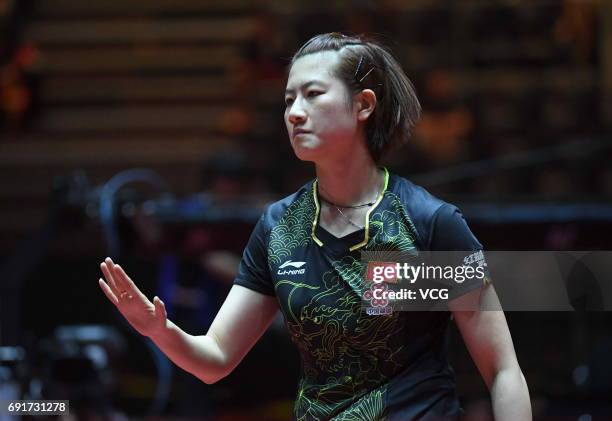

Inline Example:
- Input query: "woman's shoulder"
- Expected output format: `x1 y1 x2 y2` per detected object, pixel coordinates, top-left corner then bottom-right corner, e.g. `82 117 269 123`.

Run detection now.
388 172 451 217
387 172 463 247
259 180 315 228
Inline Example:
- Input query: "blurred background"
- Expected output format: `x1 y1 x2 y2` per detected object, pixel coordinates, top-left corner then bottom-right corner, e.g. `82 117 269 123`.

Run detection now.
1 0 611 419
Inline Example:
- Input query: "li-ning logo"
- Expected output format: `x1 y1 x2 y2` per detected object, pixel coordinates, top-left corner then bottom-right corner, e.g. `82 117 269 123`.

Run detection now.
277 260 306 275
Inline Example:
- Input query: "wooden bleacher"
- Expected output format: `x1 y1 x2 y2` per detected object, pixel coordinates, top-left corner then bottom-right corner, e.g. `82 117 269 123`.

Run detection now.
2 0 264 249
1 0 602 252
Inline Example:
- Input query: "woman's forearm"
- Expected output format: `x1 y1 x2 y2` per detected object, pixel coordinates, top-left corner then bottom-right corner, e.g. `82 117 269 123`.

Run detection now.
149 319 227 384
490 367 532 420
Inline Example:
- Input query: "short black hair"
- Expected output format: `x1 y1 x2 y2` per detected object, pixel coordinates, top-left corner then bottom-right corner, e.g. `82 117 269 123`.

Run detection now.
291 32 421 163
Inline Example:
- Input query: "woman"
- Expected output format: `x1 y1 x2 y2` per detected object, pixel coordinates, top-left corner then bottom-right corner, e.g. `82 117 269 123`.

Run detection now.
99 33 531 420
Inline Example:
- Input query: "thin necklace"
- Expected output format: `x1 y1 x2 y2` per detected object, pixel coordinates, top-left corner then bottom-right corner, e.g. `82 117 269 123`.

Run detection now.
319 196 376 209
334 206 365 230
318 184 380 209
318 181 383 230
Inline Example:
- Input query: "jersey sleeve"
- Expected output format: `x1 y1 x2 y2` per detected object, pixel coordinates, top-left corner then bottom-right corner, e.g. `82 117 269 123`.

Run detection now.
429 203 492 298
233 213 275 296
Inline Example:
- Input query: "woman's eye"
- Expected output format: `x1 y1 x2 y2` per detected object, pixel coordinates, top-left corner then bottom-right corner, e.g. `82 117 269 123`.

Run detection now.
285 91 321 106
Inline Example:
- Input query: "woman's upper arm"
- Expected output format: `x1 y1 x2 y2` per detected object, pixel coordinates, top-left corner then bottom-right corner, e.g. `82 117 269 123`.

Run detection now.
205 284 278 376
450 285 520 389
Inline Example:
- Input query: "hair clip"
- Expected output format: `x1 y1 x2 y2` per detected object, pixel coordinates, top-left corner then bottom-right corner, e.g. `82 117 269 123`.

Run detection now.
358 67 374 83
354 56 364 79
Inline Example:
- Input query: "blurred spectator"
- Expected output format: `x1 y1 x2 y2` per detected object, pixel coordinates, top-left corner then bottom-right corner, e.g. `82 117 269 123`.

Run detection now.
0 62 29 130
0 0 40 133
0 43 40 132
553 0 599 64
233 10 293 97
413 68 474 166
211 110 281 198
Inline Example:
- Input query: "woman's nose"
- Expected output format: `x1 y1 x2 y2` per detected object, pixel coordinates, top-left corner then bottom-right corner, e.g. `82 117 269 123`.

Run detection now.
287 103 306 125
288 113 305 125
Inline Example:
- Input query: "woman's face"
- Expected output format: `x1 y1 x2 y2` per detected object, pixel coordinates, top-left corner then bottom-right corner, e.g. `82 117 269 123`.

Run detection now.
284 51 360 163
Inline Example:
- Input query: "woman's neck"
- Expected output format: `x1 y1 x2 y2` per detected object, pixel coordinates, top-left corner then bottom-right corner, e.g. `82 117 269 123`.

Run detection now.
315 154 383 207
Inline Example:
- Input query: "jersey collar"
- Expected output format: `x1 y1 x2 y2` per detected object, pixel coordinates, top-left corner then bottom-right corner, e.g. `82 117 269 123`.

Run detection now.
311 168 389 251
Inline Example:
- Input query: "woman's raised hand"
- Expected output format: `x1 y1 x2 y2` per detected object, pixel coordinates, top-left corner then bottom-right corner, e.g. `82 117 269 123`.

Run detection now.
98 257 168 338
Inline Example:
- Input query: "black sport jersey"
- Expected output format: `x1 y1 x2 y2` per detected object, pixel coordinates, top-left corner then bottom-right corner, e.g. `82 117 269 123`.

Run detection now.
234 169 491 421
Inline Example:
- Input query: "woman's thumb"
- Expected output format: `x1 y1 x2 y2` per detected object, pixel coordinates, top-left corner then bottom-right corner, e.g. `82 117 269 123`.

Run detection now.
153 296 167 319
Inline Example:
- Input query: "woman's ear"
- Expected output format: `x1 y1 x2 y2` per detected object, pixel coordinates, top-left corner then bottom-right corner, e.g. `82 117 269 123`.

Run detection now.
356 89 377 122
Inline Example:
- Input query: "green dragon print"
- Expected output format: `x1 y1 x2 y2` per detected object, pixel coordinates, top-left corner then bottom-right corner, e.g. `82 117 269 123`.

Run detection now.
271 190 421 420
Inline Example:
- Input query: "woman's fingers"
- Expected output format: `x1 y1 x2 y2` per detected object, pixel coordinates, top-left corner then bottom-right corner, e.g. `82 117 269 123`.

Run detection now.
100 261 121 296
113 264 142 296
99 278 119 305
153 296 167 321
100 258 151 306
104 257 129 292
